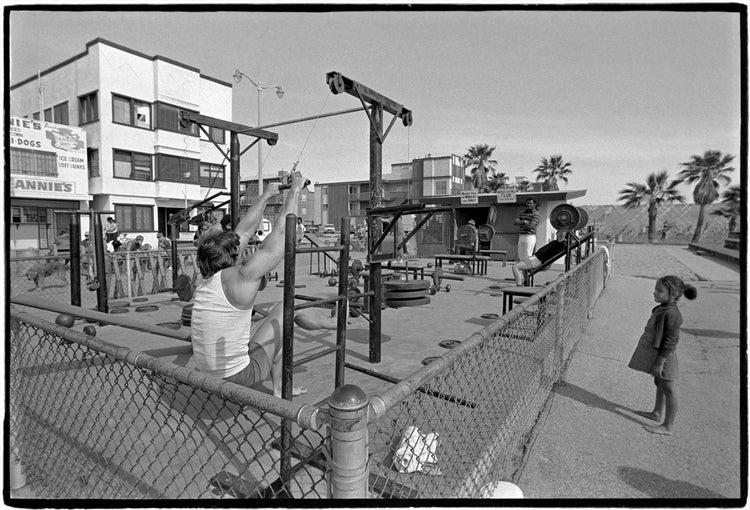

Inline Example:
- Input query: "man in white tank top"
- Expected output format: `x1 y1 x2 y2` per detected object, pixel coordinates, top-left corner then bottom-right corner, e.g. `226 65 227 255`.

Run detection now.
191 171 338 398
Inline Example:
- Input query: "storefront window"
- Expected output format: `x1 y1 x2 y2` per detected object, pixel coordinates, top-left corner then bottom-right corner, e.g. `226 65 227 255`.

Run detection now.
10 148 57 177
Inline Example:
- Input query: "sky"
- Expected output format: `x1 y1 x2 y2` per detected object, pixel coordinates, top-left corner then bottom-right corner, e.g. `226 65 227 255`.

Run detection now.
6 5 744 205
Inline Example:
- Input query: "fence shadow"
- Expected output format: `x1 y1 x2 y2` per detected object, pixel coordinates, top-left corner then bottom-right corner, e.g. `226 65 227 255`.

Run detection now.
553 381 645 426
617 466 727 499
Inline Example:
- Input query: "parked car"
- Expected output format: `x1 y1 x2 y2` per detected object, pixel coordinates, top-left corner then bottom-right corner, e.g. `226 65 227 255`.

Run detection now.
323 224 336 235
255 218 273 242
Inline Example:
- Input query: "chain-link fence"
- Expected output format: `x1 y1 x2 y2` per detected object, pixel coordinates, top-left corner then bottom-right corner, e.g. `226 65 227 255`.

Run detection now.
8 310 329 499
365 248 607 499
9 248 203 308
9 248 607 500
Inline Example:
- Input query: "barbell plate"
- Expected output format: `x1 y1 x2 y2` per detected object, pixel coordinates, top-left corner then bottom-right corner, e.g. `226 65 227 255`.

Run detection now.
383 280 431 291
549 203 580 232
385 296 431 307
383 289 430 300
575 207 589 230
478 224 495 243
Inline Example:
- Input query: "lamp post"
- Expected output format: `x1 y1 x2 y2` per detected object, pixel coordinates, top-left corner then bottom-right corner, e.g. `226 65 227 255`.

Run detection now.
233 69 284 196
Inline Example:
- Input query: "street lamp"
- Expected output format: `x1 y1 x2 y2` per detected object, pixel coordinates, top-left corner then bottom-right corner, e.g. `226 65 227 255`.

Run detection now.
233 69 284 196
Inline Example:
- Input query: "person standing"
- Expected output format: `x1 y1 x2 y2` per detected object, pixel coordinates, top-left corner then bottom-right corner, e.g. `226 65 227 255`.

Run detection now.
296 216 307 245
104 217 118 243
628 275 697 435
513 198 541 260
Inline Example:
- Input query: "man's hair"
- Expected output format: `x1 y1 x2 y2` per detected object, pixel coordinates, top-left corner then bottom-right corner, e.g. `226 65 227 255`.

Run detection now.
107 217 114 222
196 231 241 278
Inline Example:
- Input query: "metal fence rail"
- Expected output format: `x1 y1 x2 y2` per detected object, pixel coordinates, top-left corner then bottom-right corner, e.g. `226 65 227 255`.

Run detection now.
365 248 607 499
8 310 329 499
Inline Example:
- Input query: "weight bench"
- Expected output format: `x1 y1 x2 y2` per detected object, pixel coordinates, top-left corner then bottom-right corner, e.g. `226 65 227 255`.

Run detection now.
478 249 508 267
433 254 489 276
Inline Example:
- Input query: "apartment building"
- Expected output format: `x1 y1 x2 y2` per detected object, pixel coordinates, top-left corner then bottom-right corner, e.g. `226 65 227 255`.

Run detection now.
10 38 232 252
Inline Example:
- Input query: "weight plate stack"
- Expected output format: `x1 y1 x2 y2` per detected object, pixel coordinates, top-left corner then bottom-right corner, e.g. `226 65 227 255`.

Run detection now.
383 280 431 308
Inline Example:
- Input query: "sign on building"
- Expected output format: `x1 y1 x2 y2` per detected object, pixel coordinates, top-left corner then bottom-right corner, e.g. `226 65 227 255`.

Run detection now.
496 189 517 203
9 116 90 200
460 190 478 205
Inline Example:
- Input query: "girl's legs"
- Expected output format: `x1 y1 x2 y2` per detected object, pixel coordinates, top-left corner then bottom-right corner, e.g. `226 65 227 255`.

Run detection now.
635 377 665 421
644 378 677 435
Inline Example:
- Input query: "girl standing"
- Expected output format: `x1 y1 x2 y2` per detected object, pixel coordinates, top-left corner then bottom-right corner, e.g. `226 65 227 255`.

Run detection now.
628 275 697 435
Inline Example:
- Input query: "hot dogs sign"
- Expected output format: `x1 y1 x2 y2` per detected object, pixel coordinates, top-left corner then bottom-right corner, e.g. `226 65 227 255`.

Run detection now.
10 116 90 199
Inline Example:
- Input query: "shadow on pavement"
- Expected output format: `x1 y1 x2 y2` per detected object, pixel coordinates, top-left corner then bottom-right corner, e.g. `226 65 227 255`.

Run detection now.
553 381 645 426
681 328 740 339
617 466 727 499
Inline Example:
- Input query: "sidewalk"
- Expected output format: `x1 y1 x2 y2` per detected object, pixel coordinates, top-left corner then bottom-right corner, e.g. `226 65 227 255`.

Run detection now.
516 244 743 500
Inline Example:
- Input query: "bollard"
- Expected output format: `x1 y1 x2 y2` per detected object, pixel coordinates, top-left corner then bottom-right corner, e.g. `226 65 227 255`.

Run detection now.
328 384 369 498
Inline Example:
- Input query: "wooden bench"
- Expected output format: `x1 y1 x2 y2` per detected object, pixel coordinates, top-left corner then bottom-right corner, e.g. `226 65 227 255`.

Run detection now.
433 254 489 276
478 249 508 267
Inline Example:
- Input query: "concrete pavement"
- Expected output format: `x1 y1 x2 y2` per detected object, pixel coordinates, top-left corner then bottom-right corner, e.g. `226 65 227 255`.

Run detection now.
516 244 743 501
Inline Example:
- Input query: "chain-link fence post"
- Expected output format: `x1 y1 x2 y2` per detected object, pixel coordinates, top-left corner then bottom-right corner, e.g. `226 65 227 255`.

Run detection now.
328 384 369 498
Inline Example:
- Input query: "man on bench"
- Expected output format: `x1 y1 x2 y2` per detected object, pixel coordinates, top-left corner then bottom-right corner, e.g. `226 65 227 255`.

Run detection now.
191 172 340 398
512 230 568 286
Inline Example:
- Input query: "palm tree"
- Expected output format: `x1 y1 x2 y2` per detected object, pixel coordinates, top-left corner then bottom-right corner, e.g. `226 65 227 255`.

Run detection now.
487 171 510 191
677 150 734 243
463 144 498 192
710 184 741 232
534 155 572 191
617 170 685 243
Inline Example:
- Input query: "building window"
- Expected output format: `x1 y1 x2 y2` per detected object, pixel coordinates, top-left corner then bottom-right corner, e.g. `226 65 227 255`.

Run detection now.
11 206 47 224
10 148 57 177
79 92 99 125
32 112 40 120
155 102 198 136
157 154 199 183
209 126 225 144
88 148 99 177
435 180 448 195
44 102 69 124
112 94 152 129
200 162 225 188
115 204 153 232
113 149 152 181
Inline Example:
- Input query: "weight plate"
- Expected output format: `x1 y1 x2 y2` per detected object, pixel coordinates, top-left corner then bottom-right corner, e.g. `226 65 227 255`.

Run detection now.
421 356 441 366
385 296 431 308
439 339 462 349
110 308 129 314
481 313 500 320
132 297 149 303
549 203 580 232
575 207 589 230
488 285 504 290
478 224 495 243
157 322 182 330
383 289 429 300
135 305 159 313
383 280 430 291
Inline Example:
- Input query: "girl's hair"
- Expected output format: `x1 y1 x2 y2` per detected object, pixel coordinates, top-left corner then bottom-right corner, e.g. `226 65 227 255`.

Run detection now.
658 275 698 301
196 231 240 278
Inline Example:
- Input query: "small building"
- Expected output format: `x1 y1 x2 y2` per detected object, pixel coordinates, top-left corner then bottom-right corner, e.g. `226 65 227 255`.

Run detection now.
420 189 588 259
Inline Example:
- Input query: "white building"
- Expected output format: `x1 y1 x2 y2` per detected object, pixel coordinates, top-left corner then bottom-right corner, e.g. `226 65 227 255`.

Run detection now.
10 38 232 252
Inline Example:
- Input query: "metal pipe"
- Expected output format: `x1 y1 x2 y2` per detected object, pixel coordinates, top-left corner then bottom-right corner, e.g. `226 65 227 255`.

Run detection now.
336 217 351 388
328 384 369 498
68 213 81 306
369 103 384 364
256 107 364 130
230 131 241 230
92 213 109 313
280 213 297 489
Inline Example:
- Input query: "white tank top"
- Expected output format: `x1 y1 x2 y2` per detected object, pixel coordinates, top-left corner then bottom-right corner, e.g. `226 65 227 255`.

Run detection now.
191 270 253 378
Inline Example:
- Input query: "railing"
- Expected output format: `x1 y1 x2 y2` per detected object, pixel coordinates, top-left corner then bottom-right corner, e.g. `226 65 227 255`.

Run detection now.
9 248 608 499
8 309 328 499
9 248 204 308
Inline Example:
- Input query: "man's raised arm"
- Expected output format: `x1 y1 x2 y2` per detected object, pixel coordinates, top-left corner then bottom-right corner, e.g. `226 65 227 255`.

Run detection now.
235 183 282 254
